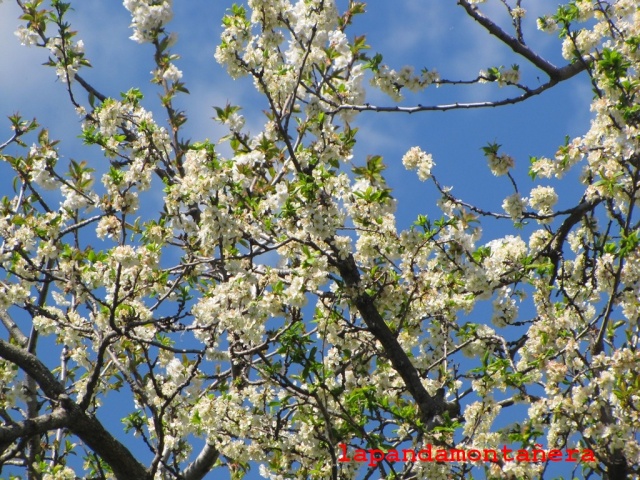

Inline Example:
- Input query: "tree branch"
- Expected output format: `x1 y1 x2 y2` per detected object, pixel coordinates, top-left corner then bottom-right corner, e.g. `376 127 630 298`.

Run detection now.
332 253 453 427
0 340 151 480
63 399 151 480
0 340 65 399
182 441 220 480
0 409 69 448
75 73 107 103
546 198 602 285
458 0 567 80
0 310 28 348
333 65 585 115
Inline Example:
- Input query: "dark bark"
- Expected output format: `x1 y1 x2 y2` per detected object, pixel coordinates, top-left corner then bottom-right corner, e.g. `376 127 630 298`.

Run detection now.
457 0 587 82
0 340 151 480
334 253 452 428
182 442 220 480
0 409 68 451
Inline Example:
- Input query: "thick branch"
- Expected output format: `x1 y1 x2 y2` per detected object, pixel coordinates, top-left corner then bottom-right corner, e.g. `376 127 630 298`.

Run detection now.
334 254 450 427
0 409 69 447
546 198 602 285
0 340 150 480
0 340 65 399
63 398 150 480
182 441 220 480
0 310 28 348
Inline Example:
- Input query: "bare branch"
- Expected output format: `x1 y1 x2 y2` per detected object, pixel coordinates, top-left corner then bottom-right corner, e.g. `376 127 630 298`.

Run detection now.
75 73 107 103
182 441 220 480
0 409 69 447
0 310 28 348
457 0 564 79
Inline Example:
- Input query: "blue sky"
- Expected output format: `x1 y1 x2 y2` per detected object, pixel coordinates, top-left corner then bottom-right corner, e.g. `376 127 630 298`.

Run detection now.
0 1 595 478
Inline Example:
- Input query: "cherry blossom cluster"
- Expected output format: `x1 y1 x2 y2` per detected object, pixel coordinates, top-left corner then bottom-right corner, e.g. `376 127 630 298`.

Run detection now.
1 0 639 478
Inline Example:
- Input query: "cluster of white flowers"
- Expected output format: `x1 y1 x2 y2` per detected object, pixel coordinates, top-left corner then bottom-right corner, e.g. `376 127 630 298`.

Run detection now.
461 324 498 357
479 66 520 86
501 193 527 220
5 0 640 478
43 467 77 480
14 25 39 46
161 63 182 82
528 185 558 218
567 29 599 60
96 99 124 137
483 235 527 284
28 144 60 190
462 401 501 440
537 15 558 33
226 112 245 133
402 146 435 181
123 0 173 43
487 151 514 176
327 30 352 70
0 360 18 410
531 139 585 180
511 7 526 19
371 66 400 100
491 287 519 327
61 183 95 212
371 65 439 100
45 37 85 83
498 66 520 86
528 228 552 254
96 215 122 239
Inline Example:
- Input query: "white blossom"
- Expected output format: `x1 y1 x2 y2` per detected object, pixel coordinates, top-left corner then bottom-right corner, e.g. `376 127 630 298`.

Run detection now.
502 193 527 220
487 152 514 175
529 185 558 217
402 146 434 181
15 26 39 46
